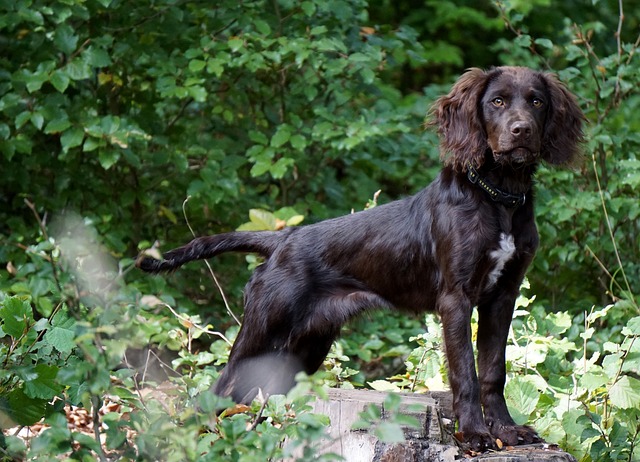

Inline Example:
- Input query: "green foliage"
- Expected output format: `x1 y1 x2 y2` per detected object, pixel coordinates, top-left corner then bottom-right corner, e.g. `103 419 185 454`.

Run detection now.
366 285 640 460
0 295 70 427
352 392 421 444
196 389 341 462
505 300 640 461
496 0 640 312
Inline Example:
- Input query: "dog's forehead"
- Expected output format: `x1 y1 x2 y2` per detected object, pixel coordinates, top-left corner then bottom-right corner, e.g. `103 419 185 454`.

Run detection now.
486 67 546 96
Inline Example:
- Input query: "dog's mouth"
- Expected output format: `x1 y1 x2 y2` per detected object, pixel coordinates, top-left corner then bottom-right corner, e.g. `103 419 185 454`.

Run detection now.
493 147 540 165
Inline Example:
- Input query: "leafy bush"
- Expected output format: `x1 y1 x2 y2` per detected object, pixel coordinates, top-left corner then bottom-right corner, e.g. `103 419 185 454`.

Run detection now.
376 284 640 460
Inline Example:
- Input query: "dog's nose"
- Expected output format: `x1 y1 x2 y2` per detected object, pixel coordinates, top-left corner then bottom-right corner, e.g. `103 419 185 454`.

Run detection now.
510 121 532 139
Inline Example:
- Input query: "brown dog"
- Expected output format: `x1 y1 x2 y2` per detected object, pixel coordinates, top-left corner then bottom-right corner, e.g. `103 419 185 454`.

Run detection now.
138 67 584 451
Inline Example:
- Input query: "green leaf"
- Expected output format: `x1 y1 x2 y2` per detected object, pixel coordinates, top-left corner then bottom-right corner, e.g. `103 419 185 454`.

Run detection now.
188 85 207 102
159 205 178 225
100 115 120 135
0 296 33 338
248 209 276 230
30 112 44 130
44 117 72 134
580 371 609 391
505 377 539 425
360 67 375 84
24 364 61 399
54 24 78 55
301 1 316 16
249 131 269 145
206 58 224 77
84 46 112 67
269 156 294 178
368 380 400 392
621 316 640 336
561 409 591 443
66 58 92 80
254 19 271 35
250 158 272 177
0 388 49 427
534 38 554 50
189 59 206 72
285 215 304 226
249 147 274 177
374 422 405 443
270 126 291 148
50 70 70 93
44 311 76 354
610 376 640 409
236 221 266 231
514 34 532 48
228 37 244 52
15 111 31 129
83 136 104 152
98 149 121 169
60 127 85 151
73 432 103 452
16 8 44 26
290 134 307 150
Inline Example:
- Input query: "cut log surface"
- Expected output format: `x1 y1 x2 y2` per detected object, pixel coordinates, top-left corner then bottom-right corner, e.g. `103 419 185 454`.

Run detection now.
297 388 577 462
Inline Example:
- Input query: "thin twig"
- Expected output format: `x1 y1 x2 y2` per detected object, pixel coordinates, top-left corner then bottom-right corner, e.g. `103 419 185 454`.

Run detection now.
121 352 150 412
147 348 183 377
615 0 624 60
24 199 63 295
69 39 91 61
91 394 108 462
181 196 241 325
590 153 638 313
166 97 193 131
584 245 625 301
211 18 238 38
613 0 624 101
624 32 640 65
162 302 232 346
248 396 268 431
410 346 430 392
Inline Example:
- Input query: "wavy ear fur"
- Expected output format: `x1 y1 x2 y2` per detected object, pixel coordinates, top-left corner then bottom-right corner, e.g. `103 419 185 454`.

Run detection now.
540 73 586 166
429 68 491 172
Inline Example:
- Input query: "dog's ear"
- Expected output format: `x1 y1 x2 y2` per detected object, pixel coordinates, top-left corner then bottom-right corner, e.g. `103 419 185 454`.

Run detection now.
540 73 586 166
429 68 489 172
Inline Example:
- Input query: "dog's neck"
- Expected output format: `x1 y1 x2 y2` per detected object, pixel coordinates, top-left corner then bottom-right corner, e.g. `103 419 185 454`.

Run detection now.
466 160 536 208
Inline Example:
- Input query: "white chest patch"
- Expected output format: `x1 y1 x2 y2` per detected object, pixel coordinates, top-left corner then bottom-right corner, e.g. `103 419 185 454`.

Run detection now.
486 233 516 288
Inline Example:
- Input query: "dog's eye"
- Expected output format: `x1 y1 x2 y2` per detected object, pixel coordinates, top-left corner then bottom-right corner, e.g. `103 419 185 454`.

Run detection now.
532 98 544 108
492 97 504 107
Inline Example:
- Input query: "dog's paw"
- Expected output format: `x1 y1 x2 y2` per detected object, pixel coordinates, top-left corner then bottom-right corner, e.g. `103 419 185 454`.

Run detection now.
490 423 542 446
455 430 498 452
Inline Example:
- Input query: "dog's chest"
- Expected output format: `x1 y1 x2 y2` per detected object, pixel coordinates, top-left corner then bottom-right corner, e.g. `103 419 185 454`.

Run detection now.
485 233 516 288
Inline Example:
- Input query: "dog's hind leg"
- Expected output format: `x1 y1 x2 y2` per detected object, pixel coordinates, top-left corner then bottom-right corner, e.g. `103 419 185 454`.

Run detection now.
213 286 393 403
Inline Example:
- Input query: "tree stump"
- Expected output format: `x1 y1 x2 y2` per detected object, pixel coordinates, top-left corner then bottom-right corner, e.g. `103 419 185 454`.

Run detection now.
300 388 577 462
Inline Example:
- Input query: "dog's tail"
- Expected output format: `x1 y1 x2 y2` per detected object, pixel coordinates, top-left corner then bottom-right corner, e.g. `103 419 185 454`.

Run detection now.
136 231 283 274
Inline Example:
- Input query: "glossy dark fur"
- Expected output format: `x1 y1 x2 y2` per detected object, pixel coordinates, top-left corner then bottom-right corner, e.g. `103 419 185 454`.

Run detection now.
137 67 584 451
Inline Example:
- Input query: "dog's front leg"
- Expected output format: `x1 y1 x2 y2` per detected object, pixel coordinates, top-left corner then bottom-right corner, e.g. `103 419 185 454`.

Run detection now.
477 288 542 446
439 291 496 451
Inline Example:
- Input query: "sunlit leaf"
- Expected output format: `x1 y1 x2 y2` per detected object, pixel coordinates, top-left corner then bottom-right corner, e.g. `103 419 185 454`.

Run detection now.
610 376 640 409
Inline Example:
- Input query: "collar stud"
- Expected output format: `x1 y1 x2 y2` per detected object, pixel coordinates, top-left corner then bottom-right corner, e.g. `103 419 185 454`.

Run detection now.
466 163 526 208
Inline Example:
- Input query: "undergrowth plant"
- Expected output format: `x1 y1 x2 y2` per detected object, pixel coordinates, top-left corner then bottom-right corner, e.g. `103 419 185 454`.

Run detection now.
372 283 640 461
0 221 343 461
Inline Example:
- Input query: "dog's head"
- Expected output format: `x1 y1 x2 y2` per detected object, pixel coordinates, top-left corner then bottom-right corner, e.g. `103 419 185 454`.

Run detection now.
430 66 585 171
